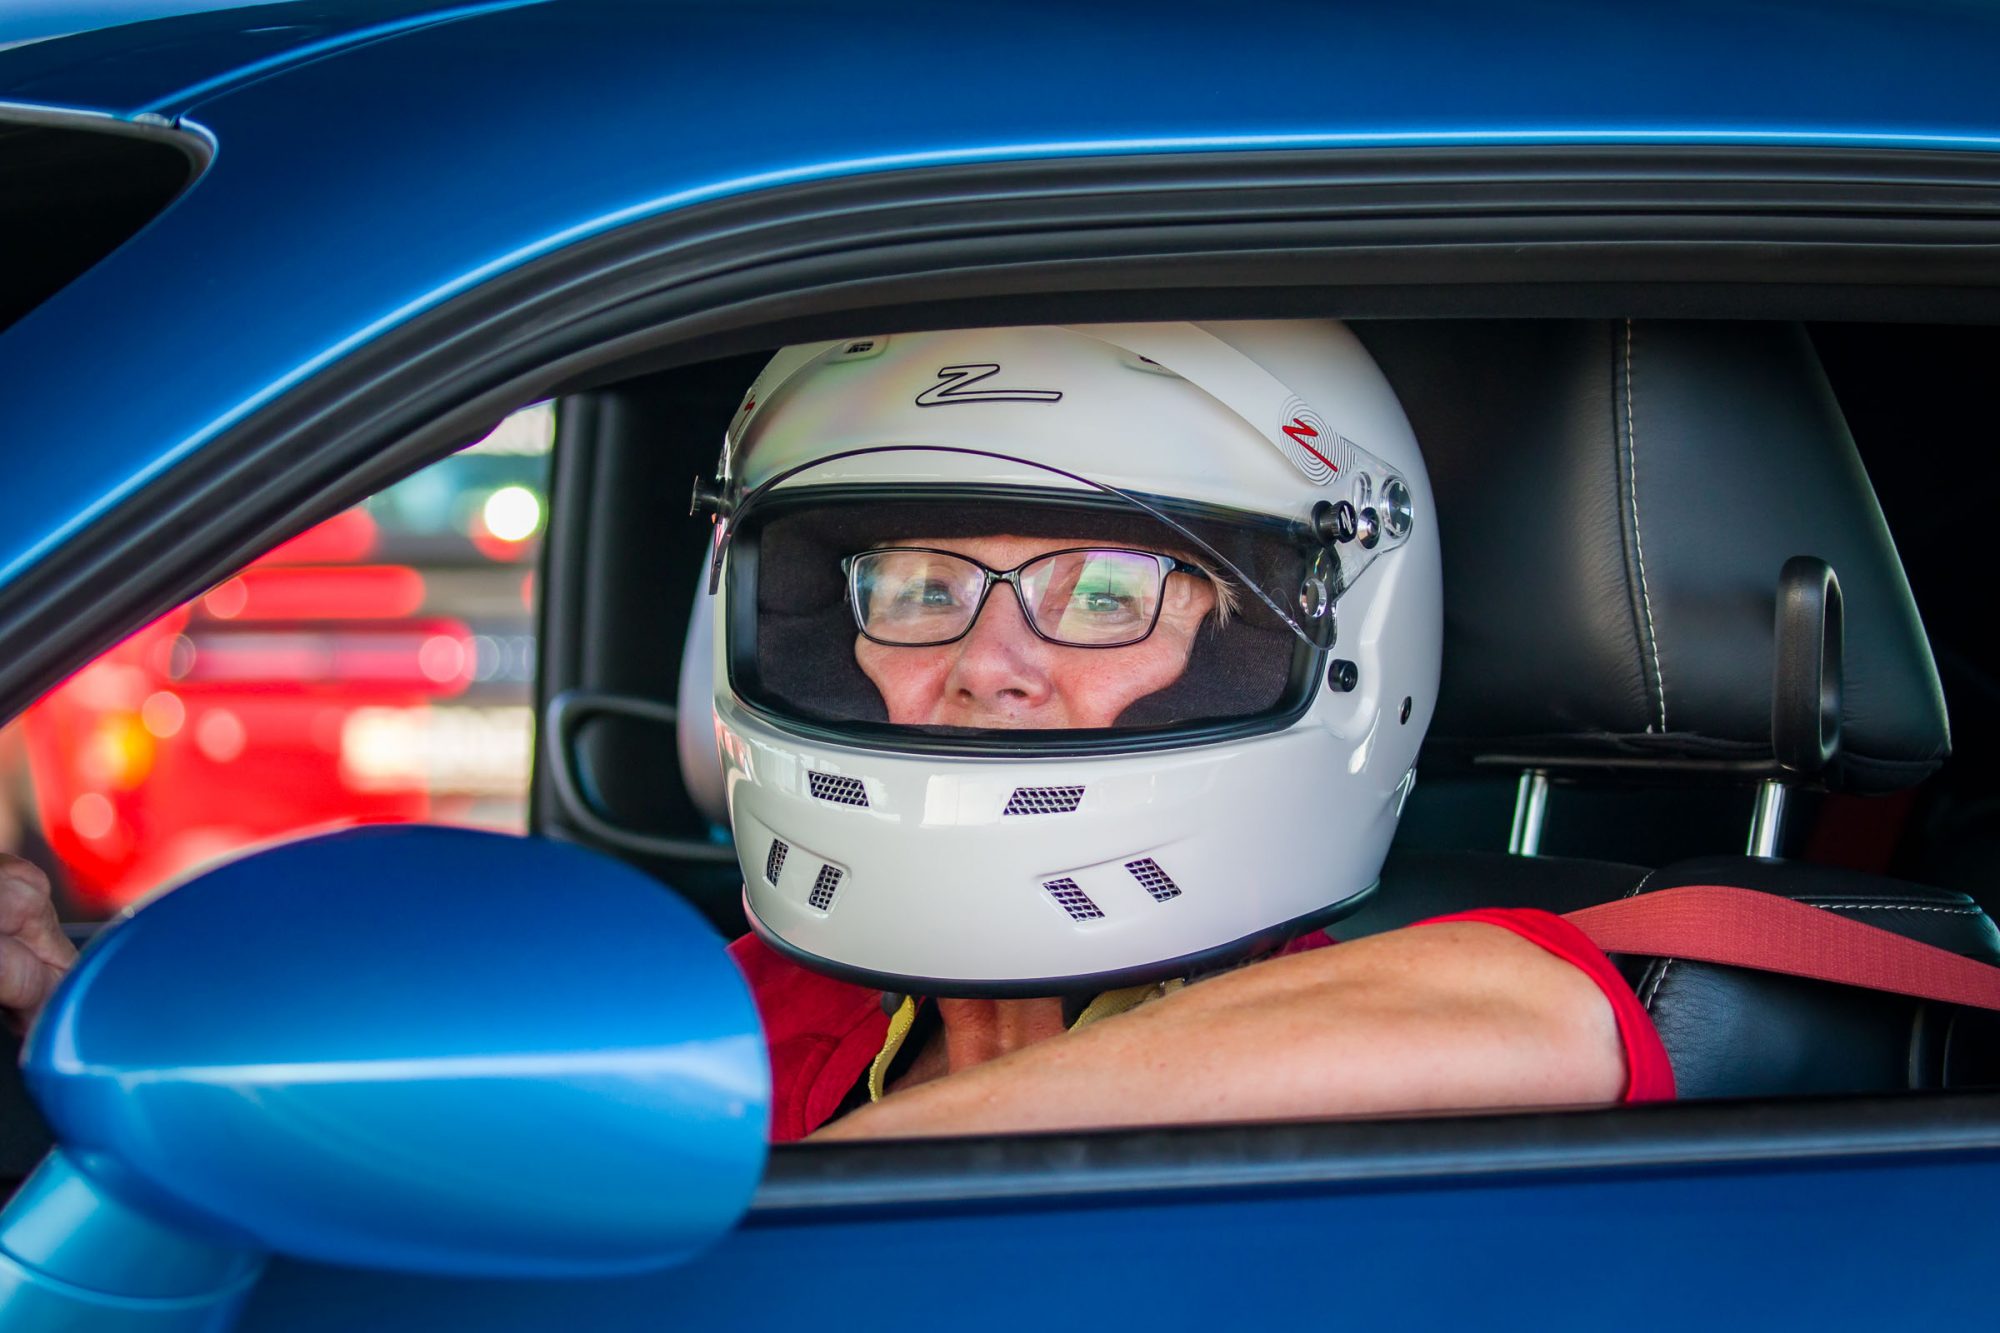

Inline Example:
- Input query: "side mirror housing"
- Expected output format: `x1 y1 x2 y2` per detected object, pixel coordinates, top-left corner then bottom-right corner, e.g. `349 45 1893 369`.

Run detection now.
1 826 767 1321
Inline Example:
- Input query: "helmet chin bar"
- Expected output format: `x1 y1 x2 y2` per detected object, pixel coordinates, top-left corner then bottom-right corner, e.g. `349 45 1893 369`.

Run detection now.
718 695 1403 995
697 443 1413 652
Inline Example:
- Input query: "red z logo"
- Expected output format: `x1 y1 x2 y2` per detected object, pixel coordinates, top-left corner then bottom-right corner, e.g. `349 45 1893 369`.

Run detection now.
1281 416 1337 471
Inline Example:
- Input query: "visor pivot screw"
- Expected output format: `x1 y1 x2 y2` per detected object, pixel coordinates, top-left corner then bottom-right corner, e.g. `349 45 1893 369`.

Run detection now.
1298 575 1333 620
1312 500 1359 546
1356 507 1381 550
1327 659 1359 693
1400 696 1413 724
690 475 730 519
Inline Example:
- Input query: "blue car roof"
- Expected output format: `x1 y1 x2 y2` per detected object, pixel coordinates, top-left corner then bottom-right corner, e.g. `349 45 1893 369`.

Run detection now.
2 0 2000 589
0 1 536 114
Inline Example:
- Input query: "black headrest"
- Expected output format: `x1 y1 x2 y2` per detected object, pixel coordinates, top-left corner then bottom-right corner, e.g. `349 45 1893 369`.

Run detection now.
1359 320 1948 794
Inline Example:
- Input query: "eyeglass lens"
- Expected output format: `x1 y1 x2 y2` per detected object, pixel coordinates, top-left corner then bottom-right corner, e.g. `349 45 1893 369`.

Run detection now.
851 549 1168 647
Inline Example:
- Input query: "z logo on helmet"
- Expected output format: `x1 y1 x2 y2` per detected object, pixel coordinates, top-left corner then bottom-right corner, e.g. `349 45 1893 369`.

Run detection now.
1273 400 1339 485
915 364 1063 407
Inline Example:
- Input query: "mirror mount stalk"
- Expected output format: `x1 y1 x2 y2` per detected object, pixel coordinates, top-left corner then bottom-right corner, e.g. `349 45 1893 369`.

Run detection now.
0 1148 264 1328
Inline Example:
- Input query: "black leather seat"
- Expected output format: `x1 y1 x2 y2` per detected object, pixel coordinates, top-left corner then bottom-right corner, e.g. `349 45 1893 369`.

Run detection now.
1352 319 1991 1097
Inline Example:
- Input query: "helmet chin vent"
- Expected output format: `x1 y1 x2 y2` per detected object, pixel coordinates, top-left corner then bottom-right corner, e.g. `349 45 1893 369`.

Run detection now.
809 864 844 911
1125 858 1183 902
1005 785 1086 815
1043 877 1105 921
808 772 869 807
765 839 789 884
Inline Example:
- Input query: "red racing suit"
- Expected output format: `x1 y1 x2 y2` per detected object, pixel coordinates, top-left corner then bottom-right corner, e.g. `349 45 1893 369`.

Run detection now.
730 907 1675 1143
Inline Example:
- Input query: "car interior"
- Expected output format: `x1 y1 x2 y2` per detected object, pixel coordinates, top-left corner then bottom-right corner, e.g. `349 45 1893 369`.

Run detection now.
534 314 2000 1110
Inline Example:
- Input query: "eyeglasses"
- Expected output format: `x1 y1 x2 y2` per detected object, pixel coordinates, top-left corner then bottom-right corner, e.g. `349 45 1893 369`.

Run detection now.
843 546 1200 648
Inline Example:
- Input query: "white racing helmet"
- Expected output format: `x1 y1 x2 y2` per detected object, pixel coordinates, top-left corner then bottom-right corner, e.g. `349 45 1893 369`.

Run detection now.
701 321 1441 995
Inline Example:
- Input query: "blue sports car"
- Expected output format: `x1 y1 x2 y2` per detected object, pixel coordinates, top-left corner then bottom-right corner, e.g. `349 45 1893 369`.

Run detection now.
3 2 2000 1328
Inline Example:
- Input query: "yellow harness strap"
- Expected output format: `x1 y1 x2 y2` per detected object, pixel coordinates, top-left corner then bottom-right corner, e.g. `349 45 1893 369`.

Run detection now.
867 995 920 1103
866 980 1183 1103
1068 979 1180 1028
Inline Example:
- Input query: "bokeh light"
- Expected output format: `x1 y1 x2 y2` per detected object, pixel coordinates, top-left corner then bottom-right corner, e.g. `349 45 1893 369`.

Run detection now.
482 486 542 542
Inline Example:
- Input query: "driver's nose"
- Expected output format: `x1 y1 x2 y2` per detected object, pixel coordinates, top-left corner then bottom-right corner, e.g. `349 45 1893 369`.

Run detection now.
943 587 1055 714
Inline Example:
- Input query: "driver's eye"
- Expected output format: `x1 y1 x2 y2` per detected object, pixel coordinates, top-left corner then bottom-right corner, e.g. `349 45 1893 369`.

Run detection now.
894 578 963 610
1072 588 1140 618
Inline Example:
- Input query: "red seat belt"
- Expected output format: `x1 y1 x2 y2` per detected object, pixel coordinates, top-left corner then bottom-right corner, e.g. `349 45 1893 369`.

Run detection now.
1563 885 2000 1011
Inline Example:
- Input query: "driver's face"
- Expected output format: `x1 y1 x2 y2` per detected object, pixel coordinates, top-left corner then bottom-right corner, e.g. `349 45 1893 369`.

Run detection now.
853 534 1217 729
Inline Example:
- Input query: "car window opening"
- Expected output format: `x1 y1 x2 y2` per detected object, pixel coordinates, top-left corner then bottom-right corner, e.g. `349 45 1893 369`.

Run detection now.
0 405 554 922
532 316 2000 1147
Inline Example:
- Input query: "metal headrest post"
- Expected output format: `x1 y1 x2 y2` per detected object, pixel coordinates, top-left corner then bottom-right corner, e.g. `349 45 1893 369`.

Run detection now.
1508 769 1550 856
1752 556 1845 857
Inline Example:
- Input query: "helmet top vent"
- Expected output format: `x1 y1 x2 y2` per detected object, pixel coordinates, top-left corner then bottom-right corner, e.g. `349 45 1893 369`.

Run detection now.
1125 858 1182 902
1042 877 1105 921
765 839 789 885
809 865 844 911
808 772 869 807
1004 785 1086 816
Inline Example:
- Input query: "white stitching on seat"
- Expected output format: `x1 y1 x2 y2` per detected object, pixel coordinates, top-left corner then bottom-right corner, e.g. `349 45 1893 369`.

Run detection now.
1624 319 1668 734
1640 957 1674 1010
1621 865 1664 900
1628 893 1984 1013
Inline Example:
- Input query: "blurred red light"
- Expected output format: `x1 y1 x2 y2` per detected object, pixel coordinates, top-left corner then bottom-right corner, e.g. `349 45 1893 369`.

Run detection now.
257 509 380 565
198 565 426 621
470 529 532 564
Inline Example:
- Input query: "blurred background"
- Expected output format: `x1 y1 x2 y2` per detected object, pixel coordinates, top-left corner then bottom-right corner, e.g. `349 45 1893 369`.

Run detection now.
0 403 552 920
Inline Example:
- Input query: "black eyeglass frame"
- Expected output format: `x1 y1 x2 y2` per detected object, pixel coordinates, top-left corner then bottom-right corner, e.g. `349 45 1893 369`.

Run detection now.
841 545 1203 649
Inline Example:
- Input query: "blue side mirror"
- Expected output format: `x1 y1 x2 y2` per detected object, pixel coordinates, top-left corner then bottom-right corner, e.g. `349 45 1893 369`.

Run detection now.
0 826 768 1326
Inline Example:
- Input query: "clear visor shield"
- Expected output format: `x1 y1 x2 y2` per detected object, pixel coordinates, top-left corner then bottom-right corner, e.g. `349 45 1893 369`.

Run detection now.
699 443 1417 653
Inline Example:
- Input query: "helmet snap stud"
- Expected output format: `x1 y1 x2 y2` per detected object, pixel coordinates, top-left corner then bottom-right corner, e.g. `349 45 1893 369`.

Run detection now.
689 475 730 518
1312 499 1359 545
1328 659 1360 692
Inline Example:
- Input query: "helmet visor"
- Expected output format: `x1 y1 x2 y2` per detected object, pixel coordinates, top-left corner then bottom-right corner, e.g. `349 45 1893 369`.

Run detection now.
723 488 1329 752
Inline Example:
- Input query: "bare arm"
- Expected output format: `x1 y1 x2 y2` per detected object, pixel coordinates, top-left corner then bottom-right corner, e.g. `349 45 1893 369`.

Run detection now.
810 922 1626 1141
